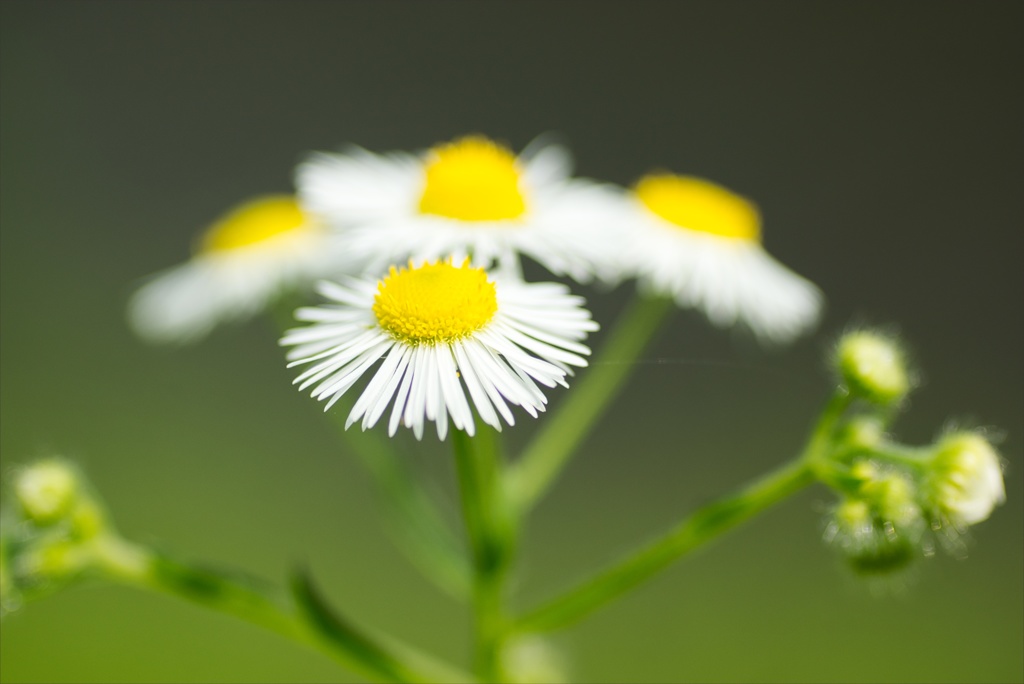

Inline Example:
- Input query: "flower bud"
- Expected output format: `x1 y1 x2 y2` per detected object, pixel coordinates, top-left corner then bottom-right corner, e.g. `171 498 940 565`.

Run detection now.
828 498 915 575
836 331 909 405
852 462 921 529
927 432 1005 526
15 461 79 525
837 416 886 451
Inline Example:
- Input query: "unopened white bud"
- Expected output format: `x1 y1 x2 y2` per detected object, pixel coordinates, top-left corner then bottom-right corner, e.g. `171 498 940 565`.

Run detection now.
15 461 78 524
836 331 909 405
929 433 1005 526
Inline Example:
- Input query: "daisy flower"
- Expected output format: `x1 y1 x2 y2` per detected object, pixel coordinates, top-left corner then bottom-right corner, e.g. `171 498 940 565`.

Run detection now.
280 259 598 440
128 195 344 344
623 173 823 343
296 135 625 284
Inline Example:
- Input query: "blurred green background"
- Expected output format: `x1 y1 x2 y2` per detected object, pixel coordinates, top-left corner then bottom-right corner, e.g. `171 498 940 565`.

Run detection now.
2 2 1021 682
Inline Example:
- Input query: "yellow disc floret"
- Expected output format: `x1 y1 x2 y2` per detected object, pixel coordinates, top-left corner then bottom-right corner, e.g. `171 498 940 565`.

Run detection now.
634 173 761 242
198 195 312 253
373 260 498 345
418 136 527 222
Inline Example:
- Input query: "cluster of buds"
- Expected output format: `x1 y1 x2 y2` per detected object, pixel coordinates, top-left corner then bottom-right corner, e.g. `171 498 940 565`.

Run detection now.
821 331 1005 577
1 459 112 615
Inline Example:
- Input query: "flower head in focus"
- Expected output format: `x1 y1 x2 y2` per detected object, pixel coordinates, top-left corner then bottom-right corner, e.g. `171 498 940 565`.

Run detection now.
128 195 344 344
280 259 597 440
296 135 625 284
623 173 822 343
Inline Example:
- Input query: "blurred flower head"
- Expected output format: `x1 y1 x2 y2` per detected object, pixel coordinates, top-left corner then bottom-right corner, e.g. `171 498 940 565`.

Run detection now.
296 135 626 284
127 195 345 344
622 172 822 343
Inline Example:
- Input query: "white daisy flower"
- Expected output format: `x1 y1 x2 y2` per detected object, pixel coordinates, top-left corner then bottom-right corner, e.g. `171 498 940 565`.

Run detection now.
296 135 625 284
128 195 344 344
280 259 598 441
623 173 823 343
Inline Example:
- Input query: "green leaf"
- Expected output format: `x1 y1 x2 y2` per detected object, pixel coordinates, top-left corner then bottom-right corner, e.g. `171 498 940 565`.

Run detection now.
290 567 474 684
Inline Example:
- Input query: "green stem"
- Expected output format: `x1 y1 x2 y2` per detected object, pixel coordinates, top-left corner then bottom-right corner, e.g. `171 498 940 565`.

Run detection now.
516 391 851 633
452 427 513 683
859 442 935 469
507 294 674 512
92 535 471 683
515 458 815 633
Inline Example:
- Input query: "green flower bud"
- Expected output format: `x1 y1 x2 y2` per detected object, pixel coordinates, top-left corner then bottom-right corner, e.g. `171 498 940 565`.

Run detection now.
927 432 1005 526
828 498 916 575
836 331 910 405
15 461 79 525
852 462 921 528
838 416 886 451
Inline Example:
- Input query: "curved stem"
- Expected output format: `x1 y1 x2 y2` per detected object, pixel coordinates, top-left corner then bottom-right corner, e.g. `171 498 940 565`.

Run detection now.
507 294 673 513
93 535 472 683
515 458 815 633
516 390 851 633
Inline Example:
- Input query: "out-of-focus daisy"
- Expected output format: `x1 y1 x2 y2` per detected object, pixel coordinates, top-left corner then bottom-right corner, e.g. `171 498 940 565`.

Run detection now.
296 135 625 284
280 259 597 440
128 195 343 344
623 173 822 343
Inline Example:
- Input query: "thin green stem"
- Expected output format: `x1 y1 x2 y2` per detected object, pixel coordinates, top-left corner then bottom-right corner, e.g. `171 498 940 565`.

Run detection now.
515 458 815 633
804 391 854 476
858 442 935 469
92 535 471 683
507 294 674 512
515 390 852 633
452 428 513 683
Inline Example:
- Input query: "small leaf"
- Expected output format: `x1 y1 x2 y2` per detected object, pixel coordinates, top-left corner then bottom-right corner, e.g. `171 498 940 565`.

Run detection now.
290 566 422 683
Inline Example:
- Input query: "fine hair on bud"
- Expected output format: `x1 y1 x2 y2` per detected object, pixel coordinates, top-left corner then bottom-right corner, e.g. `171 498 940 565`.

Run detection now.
824 498 919 578
924 427 1006 532
831 325 916 407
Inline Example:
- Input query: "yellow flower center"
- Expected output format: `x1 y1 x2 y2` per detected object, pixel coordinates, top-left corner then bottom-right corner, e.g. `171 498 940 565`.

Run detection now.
373 260 498 345
634 173 761 242
418 136 527 222
198 196 313 253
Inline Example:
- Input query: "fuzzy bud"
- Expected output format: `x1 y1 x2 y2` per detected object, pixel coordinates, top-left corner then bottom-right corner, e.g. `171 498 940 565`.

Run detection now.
829 498 916 575
15 461 79 525
928 432 1005 526
836 331 909 405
